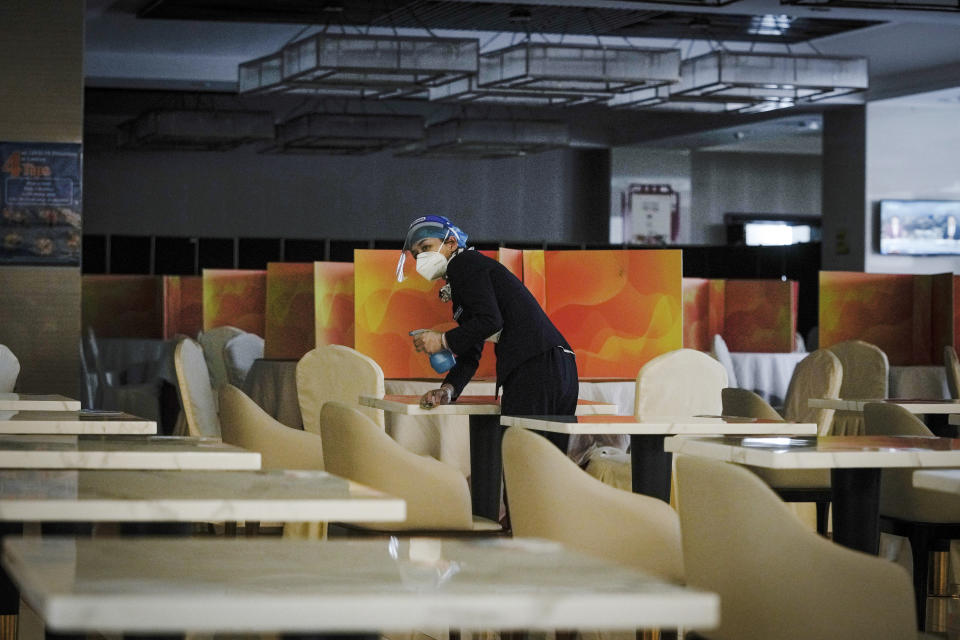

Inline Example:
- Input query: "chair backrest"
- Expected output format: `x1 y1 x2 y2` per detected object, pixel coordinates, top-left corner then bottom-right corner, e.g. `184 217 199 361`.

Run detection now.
945 346 960 400
635 348 727 416
710 334 738 388
720 388 784 421
0 344 20 393
827 339 889 399
320 401 472 530
297 345 385 434
218 384 323 469
676 455 916 640
503 427 684 582
196 326 244 391
222 332 265 388
782 349 842 434
863 401 933 437
173 338 221 438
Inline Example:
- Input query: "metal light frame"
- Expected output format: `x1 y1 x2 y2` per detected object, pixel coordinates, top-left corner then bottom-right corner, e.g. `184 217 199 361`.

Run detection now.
263 112 425 155
396 118 570 159
429 75 612 107
782 0 960 11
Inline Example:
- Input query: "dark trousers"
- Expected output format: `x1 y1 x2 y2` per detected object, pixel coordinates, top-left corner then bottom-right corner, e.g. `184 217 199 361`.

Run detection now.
500 346 578 452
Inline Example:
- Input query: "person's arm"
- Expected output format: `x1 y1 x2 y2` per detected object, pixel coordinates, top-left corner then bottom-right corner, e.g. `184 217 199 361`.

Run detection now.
441 338 483 400
445 267 503 355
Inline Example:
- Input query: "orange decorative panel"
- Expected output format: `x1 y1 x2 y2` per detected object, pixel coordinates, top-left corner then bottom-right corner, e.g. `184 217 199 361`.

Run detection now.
818 271 953 366
264 263 315 360
522 249 547 308
82 275 162 339
162 275 202 339
314 261 355 349
723 279 797 353
498 248 523 280
202 269 266 337
544 250 683 378
354 249 496 379
682 278 725 351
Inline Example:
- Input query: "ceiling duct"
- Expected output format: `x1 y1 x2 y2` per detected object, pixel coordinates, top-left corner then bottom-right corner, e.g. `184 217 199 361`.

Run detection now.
396 118 569 159
118 109 275 151
429 76 612 107
240 33 478 98
263 112 425 155
781 0 960 11
666 50 868 112
477 42 680 95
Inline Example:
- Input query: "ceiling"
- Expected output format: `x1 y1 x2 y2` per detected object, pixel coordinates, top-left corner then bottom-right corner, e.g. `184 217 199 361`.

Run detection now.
84 0 960 150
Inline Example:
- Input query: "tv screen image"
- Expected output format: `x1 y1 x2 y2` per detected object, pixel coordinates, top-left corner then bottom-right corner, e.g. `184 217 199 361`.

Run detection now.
879 200 960 256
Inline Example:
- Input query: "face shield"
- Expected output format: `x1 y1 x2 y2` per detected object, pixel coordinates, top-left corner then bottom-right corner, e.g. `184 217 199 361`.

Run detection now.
395 215 466 282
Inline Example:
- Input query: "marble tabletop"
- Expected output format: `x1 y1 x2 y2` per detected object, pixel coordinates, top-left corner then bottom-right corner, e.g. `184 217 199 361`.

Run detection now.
0 435 261 470
500 415 817 436
665 435 960 469
0 469 405 523
360 395 618 416
0 411 156 435
913 469 960 493
0 394 80 412
1 537 719 634
809 398 960 414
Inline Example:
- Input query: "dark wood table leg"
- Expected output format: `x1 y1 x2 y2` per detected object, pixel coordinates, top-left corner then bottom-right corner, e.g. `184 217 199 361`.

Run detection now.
831 467 881 554
630 434 672 502
469 414 503 521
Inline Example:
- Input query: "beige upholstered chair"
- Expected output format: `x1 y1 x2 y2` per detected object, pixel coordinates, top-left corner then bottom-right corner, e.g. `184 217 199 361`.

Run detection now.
197 326 244 391
634 348 728 416
222 332 264 388
945 346 960 400
0 344 20 393
503 426 683 582
173 338 221 437
320 401 498 533
677 455 916 640
721 387 784 422
827 339 889 435
297 344 385 434
864 401 960 626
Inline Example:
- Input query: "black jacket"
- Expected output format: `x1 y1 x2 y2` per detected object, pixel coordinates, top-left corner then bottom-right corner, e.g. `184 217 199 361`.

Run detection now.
441 249 571 398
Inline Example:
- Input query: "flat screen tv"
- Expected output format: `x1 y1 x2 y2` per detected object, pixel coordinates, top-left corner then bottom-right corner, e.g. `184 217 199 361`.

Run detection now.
879 200 960 256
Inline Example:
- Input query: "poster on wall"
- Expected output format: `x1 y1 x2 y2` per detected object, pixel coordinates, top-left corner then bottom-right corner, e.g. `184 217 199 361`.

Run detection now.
0 142 82 266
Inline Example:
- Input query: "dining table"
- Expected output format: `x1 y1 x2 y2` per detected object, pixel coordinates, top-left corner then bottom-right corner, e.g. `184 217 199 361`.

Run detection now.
0 411 155 435
2 536 719 638
0 395 80 412
360 394 617 520
809 398 960 414
665 435 960 554
500 415 817 501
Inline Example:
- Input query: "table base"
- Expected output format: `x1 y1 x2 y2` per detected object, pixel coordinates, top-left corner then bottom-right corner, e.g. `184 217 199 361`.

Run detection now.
469 415 503 521
630 435 672 503
831 468 881 554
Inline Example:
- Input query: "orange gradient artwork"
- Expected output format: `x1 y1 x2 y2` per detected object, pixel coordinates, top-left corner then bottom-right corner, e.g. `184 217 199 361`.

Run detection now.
82 275 162 339
264 263 315 360
203 269 266 336
522 250 547 308
723 279 797 352
544 250 683 377
314 261 355 349
682 278 725 351
498 248 522 281
162 275 202 339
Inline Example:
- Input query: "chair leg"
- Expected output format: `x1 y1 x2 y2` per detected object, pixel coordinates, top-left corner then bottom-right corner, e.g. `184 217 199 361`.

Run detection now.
907 526 931 630
815 501 830 537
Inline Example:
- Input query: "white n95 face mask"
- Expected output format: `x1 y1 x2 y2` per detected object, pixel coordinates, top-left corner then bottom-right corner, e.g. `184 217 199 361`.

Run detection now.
416 251 449 281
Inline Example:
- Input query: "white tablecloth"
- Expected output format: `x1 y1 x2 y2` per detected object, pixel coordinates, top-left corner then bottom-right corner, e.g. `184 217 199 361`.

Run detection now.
729 352 807 408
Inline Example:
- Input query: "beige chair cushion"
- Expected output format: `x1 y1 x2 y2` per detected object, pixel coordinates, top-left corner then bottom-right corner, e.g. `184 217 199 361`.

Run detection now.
219 384 323 470
505 427 683 583
635 348 727 416
174 338 221 438
297 345 385 434
721 388 784 421
0 344 19 393
320 401 477 531
197 326 244 390
828 340 889 436
222 332 264 388
584 447 633 492
945 346 960 400
783 348 843 434
864 402 960 523
677 455 916 640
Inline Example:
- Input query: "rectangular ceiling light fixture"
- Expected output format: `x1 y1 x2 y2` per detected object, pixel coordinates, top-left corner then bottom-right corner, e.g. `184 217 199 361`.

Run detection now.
782 0 960 12
396 118 569 159
118 110 275 151
668 50 868 108
429 76 612 107
263 113 425 155
478 43 680 95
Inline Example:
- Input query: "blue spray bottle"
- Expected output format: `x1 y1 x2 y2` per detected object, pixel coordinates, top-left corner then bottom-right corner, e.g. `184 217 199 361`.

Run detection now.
409 329 456 373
